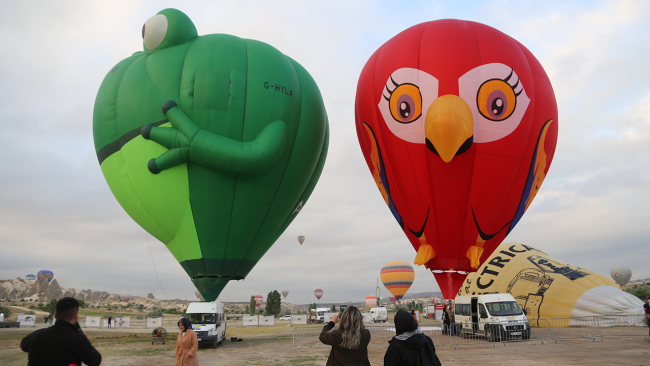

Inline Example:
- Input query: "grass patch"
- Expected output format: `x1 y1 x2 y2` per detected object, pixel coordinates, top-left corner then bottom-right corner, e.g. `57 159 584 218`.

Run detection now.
0 351 28 366
99 347 174 358
288 355 326 366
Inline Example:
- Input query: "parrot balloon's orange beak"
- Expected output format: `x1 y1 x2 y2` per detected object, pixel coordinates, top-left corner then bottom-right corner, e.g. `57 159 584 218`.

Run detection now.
424 95 474 163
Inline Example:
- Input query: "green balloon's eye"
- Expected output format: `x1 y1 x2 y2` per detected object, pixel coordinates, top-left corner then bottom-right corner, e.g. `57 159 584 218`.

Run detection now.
143 14 168 50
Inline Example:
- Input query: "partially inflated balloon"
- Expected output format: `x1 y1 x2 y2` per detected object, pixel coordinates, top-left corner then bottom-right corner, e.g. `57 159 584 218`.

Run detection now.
281 290 289 299
356 20 558 298
365 296 377 309
610 266 632 286
457 243 644 322
297 236 305 245
93 9 329 301
314 289 323 300
380 261 414 300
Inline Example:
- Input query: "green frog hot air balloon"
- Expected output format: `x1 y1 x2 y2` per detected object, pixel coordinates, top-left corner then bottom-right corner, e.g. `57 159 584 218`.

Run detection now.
93 8 329 301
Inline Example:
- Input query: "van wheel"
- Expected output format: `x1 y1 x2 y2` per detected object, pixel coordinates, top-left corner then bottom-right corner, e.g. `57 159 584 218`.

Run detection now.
485 325 495 342
523 329 531 340
212 337 219 348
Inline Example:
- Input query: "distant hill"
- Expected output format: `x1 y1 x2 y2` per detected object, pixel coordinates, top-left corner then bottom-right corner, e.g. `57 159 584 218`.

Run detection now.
400 291 442 300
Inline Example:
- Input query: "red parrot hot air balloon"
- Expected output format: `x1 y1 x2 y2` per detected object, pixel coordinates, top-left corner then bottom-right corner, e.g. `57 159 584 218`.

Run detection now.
314 289 323 300
355 20 558 299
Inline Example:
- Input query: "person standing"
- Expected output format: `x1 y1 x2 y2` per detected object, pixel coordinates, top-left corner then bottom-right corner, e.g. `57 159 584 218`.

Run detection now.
384 310 442 366
20 297 102 366
319 306 371 366
107 316 112 329
175 317 198 366
644 299 650 339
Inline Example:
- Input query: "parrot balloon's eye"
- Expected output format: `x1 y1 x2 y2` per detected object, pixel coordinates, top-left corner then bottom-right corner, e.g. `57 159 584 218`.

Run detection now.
476 79 517 121
142 14 168 50
459 63 530 143
387 82 422 123
378 68 439 144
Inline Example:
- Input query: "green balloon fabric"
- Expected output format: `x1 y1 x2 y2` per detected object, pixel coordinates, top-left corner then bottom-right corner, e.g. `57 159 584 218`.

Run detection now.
93 8 329 301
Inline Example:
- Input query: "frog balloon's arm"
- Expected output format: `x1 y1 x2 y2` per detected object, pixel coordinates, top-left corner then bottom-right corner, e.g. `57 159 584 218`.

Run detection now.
142 101 288 175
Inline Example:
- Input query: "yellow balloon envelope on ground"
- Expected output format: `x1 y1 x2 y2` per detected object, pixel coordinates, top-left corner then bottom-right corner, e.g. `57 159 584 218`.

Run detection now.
457 243 643 324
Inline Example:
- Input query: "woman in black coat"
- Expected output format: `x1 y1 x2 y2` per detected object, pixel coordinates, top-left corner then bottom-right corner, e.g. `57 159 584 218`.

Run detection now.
384 310 442 366
319 306 371 366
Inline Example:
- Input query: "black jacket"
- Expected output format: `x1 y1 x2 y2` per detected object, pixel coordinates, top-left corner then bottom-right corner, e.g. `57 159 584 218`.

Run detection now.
384 332 442 366
319 321 371 366
21 320 102 366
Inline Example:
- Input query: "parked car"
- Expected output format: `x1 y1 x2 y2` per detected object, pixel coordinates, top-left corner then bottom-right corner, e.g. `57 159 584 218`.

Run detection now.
279 315 292 321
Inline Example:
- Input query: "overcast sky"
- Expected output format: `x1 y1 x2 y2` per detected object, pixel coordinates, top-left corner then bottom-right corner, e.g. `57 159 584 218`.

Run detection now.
0 0 648 305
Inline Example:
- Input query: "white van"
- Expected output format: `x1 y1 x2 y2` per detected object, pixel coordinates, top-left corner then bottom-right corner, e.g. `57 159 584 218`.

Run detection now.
454 294 530 342
185 301 227 347
370 307 388 323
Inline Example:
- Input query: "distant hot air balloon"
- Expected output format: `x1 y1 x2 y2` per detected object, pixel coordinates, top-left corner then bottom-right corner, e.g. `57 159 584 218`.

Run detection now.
37 270 54 283
119 293 132 302
25 274 36 281
93 8 329 302
610 266 632 286
314 289 323 300
355 20 558 299
297 236 305 245
380 261 414 301
389 297 397 302
281 290 289 299
458 243 644 322
365 296 377 309
254 295 264 308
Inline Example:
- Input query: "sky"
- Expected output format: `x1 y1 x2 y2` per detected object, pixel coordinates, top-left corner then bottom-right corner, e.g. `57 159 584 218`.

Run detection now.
0 0 648 305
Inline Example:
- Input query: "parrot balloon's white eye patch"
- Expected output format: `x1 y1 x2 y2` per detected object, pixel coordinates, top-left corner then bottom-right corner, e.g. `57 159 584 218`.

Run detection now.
459 63 530 143
143 14 168 50
378 68 438 144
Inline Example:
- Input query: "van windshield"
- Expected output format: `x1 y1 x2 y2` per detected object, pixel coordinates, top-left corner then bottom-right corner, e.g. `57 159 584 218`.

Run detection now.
186 313 216 324
485 301 523 316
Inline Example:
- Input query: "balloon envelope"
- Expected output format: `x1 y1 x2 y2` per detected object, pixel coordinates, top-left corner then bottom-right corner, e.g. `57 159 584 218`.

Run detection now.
380 261 414 301
37 270 53 283
458 243 644 322
254 295 264 308
355 20 558 299
195 291 205 301
314 289 323 300
119 293 132 302
25 274 36 281
389 297 397 302
93 9 329 302
297 236 305 245
281 290 289 299
610 266 632 286
365 296 377 309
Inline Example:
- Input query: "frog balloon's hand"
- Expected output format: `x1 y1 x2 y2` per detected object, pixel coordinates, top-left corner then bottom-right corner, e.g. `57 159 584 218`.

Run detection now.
142 100 288 175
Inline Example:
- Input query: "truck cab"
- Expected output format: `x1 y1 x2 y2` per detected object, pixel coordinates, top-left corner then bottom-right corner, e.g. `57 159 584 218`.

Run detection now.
185 301 226 348
316 308 329 323
370 307 388 323
454 294 531 342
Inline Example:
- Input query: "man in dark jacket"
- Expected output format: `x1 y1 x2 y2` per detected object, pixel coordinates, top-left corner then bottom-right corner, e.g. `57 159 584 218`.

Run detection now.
384 309 442 366
21 297 102 366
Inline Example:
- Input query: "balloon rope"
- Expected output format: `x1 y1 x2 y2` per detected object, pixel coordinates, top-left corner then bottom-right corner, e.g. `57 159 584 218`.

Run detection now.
146 234 168 301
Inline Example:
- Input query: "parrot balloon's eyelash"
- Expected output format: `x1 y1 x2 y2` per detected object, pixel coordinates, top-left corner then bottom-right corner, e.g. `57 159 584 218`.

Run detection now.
383 76 400 101
504 69 524 97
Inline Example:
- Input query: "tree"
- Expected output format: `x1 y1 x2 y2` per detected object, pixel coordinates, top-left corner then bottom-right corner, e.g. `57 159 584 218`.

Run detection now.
78 299 86 308
244 305 250 314
331 304 336 312
147 308 163 318
626 284 650 301
44 299 57 315
309 303 317 311
249 296 256 316
0 306 11 318
264 290 282 317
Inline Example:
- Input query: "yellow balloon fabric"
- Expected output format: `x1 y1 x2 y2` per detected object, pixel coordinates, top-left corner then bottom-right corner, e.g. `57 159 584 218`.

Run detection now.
457 243 641 323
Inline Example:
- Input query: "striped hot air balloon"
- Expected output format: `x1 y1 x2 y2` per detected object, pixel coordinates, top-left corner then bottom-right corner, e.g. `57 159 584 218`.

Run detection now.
298 236 305 245
37 270 54 283
314 289 323 300
380 261 414 301
365 296 377 309
25 274 36 281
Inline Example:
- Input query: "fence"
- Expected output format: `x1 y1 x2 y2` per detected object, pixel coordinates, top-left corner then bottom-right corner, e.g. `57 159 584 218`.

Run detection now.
292 315 648 350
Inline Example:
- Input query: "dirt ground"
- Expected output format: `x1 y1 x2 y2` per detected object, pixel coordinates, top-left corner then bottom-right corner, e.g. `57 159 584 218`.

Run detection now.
2 324 649 366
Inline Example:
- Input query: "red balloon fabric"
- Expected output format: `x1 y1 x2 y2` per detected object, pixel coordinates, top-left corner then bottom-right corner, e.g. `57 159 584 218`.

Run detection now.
314 289 323 300
254 295 264 308
355 19 558 299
